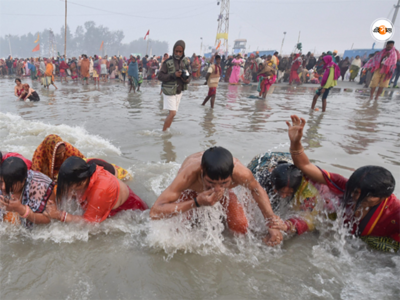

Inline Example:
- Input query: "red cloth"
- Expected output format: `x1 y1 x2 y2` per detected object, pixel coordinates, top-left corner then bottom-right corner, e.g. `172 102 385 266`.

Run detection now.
109 187 148 216
2 152 32 170
80 166 147 222
320 169 400 242
289 70 300 84
288 217 309 235
208 87 217 96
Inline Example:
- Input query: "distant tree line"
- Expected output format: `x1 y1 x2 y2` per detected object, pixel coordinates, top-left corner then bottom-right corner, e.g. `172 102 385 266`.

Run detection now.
0 21 168 58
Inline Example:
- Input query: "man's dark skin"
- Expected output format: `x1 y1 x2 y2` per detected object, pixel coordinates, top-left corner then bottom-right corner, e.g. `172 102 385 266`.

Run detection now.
202 55 221 109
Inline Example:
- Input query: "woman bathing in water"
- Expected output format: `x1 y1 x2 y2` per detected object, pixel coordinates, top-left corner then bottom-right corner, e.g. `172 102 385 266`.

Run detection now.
18 84 40 102
14 78 24 99
43 156 147 223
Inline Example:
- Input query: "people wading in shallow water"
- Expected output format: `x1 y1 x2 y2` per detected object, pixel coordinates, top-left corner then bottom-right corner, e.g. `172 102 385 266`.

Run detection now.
311 55 340 112
363 40 400 100
128 54 139 93
202 55 221 108
158 40 191 131
150 147 284 246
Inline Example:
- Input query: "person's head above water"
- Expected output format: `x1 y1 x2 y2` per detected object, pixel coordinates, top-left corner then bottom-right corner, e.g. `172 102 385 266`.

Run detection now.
0 157 27 195
270 162 303 199
201 147 234 191
344 166 395 212
57 156 96 201
173 40 185 60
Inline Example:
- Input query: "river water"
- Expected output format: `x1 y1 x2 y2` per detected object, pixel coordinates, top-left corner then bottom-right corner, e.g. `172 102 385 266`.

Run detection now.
0 78 399 299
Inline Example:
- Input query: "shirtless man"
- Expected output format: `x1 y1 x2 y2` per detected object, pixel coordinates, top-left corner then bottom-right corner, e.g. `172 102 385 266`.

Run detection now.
150 147 284 246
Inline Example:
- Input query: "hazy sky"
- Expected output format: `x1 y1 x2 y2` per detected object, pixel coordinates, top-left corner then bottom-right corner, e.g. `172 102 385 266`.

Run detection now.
0 0 396 56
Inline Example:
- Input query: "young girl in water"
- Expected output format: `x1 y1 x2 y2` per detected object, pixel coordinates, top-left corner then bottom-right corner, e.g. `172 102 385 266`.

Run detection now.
19 84 40 102
14 78 24 99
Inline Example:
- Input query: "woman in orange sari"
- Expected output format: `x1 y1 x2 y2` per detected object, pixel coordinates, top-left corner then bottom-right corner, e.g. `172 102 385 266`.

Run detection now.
31 134 85 181
43 59 58 90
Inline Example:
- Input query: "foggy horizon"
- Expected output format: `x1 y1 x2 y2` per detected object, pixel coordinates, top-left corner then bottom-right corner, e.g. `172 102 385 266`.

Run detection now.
0 0 396 57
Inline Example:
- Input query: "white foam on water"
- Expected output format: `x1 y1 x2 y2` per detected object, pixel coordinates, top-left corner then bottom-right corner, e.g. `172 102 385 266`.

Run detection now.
0 112 121 158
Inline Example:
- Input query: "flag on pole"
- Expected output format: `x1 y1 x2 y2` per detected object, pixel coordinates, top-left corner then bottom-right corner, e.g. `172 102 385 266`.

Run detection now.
216 40 222 50
34 34 40 43
144 30 150 40
32 44 40 52
100 41 104 51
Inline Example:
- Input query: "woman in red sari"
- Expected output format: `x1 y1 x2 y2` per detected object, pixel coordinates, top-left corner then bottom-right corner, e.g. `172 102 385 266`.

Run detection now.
289 54 302 85
283 115 400 252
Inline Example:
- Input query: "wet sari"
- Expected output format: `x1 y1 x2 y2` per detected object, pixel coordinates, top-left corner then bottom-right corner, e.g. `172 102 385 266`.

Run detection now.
31 134 85 181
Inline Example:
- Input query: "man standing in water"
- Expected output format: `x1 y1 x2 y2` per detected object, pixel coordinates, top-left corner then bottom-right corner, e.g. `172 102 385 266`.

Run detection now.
363 40 399 100
202 55 221 108
158 40 191 131
150 147 284 246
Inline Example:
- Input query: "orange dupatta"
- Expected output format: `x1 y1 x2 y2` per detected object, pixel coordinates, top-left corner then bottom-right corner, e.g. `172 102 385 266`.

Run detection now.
31 134 85 180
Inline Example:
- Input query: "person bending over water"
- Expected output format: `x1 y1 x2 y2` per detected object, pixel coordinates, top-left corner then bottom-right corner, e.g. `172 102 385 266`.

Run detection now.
19 84 40 102
0 157 55 227
44 156 148 223
150 147 284 246
248 152 340 237
32 134 85 181
285 115 400 252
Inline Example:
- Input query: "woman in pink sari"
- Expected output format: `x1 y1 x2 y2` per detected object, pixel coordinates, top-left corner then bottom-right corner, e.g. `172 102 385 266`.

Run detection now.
229 54 243 85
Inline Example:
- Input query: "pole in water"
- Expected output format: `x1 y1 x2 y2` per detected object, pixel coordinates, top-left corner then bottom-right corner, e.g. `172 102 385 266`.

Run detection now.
64 0 67 58
351 43 354 50
280 32 286 54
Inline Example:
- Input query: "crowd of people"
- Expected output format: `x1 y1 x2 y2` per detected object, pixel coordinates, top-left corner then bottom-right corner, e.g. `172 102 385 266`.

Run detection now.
1 39 399 253
0 114 398 252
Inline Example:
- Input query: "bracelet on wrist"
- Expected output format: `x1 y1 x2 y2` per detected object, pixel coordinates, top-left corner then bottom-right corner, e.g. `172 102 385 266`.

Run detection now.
290 147 304 156
193 197 200 208
21 205 30 218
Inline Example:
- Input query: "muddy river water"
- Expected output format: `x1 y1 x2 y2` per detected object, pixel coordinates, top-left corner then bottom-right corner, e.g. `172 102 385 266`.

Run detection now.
0 78 399 299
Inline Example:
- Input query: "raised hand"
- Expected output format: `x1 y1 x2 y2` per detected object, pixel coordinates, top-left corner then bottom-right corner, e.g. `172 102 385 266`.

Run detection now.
286 115 306 146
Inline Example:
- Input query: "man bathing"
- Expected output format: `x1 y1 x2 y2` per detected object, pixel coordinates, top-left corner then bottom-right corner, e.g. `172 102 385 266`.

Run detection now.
150 147 283 246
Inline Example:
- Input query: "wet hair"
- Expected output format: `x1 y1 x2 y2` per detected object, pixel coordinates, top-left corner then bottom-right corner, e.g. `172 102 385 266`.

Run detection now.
0 157 27 194
23 83 30 89
215 55 221 60
15 78 21 83
56 156 96 202
387 40 395 45
270 162 303 194
344 166 395 211
201 147 234 180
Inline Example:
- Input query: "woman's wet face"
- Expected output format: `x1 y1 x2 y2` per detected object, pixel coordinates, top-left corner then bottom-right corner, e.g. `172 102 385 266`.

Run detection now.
54 144 66 168
275 186 294 199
